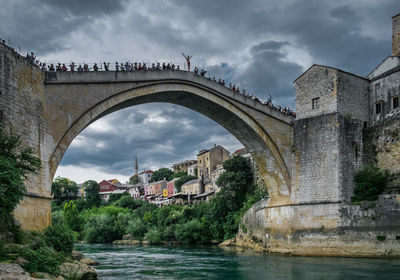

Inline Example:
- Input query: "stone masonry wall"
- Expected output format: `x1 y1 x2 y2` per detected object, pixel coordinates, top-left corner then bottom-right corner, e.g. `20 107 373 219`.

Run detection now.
369 71 400 125
295 65 338 120
292 113 339 203
0 43 51 229
393 14 400 57
337 71 369 122
338 117 365 202
363 114 400 192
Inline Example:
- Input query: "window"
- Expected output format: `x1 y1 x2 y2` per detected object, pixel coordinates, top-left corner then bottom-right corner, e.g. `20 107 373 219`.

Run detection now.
375 102 382 114
312 97 320 110
393 96 399 109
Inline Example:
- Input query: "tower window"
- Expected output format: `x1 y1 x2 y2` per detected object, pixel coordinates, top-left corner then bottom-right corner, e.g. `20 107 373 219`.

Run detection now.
375 102 382 114
312 97 320 110
393 96 399 109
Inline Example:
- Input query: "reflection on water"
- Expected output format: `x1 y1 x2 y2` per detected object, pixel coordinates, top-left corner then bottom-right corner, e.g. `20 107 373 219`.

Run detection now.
76 243 400 280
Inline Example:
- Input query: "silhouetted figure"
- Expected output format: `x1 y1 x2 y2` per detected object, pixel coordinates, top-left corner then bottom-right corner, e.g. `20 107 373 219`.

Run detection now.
181 53 192 71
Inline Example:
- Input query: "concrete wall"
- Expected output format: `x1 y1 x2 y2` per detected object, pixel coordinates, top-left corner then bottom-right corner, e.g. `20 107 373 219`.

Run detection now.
0 43 51 229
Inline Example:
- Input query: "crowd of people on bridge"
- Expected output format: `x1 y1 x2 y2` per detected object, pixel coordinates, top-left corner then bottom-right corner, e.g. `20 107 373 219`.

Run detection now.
12 42 296 118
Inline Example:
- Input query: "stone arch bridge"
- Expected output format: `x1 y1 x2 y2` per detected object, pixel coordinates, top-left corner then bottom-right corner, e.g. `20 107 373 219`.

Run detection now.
44 70 294 208
0 45 293 229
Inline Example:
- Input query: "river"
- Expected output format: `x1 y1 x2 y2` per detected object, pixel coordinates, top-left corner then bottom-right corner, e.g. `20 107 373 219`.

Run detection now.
76 243 400 279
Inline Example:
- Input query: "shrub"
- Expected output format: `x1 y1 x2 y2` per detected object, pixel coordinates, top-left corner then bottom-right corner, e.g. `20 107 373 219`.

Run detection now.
145 228 163 244
352 166 390 202
174 219 203 244
51 210 65 226
63 201 82 232
114 212 133 237
126 218 147 241
74 198 87 211
222 212 240 240
22 246 63 276
143 211 154 224
44 224 76 253
114 195 137 209
80 205 129 222
83 214 120 243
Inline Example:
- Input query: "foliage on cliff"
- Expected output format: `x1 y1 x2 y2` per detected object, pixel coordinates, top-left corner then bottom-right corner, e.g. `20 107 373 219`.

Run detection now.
0 128 41 238
352 165 390 202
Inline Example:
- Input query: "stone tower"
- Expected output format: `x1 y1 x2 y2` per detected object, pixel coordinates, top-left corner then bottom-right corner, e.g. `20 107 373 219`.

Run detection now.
393 13 400 56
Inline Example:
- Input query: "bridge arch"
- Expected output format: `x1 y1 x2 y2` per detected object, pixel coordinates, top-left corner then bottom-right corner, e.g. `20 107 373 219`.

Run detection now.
46 73 293 205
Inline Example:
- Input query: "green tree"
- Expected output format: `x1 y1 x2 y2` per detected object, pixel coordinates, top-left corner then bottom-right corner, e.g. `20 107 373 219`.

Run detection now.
216 155 253 212
108 192 129 204
352 165 390 202
113 195 138 209
0 128 41 233
51 176 78 198
83 180 101 208
129 174 139 184
150 168 173 182
173 171 187 178
63 201 82 232
175 175 197 192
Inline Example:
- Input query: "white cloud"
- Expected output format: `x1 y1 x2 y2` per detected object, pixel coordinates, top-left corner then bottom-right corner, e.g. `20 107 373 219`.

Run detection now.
55 164 130 184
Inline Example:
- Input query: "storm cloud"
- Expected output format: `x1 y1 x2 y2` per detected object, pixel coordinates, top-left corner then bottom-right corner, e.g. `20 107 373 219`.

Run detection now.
1 0 399 182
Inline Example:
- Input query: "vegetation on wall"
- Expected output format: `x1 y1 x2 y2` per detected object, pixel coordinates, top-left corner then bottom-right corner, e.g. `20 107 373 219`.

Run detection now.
352 165 390 202
0 128 41 238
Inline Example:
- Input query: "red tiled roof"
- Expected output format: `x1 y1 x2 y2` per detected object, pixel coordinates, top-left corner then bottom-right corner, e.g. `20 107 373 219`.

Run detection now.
232 148 246 155
139 170 153 174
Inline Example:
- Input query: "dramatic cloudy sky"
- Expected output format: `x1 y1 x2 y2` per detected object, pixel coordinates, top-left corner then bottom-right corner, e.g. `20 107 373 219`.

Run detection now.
1 0 398 183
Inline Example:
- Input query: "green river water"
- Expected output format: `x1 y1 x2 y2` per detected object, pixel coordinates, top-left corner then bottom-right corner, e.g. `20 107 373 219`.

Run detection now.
76 244 400 279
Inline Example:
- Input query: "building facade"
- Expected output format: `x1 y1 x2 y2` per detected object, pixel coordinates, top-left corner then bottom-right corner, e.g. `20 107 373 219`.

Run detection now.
197 145 230 183
181 179 200 195
167 179 177 197
187 164 198 176
172 159 197 173
138 170 153 185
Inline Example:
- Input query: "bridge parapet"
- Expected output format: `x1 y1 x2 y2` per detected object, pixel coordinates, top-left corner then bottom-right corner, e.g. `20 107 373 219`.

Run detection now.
45 70 294 125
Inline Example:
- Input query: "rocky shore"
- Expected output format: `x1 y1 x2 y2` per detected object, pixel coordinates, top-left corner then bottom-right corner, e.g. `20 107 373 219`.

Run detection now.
0 250 98 280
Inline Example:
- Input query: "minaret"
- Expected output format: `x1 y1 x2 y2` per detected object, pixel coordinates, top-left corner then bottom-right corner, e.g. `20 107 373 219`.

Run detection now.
134 153 139 176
